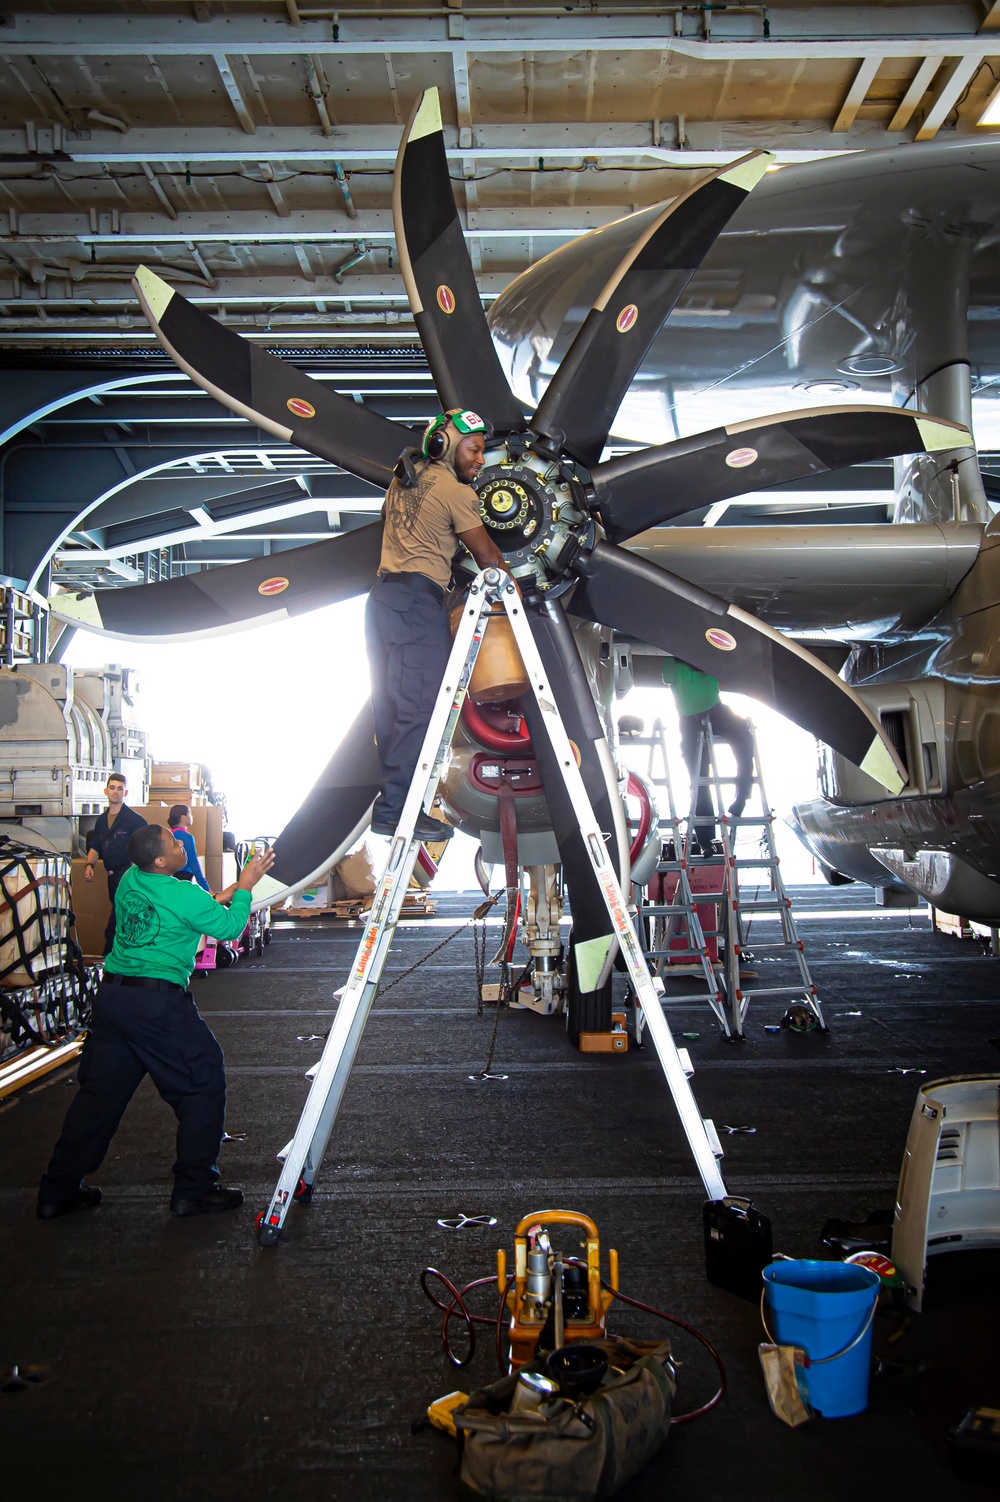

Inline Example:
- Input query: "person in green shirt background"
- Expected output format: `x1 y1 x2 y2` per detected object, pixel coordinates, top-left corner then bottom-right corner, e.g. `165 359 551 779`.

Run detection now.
661 656 754 855
38 823 275 1221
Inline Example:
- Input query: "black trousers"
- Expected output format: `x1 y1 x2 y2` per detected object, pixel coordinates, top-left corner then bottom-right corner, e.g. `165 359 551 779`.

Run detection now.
364 573 451 824
680 703 754 850
39 978 227 1203
103 867 126 956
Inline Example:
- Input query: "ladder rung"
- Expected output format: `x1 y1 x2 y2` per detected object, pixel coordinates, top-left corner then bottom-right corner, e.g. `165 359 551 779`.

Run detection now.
736 900 789 912
738 984 816 998
738 942 802 953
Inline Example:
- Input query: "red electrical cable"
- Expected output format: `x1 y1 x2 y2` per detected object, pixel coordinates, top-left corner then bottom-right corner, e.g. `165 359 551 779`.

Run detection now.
420 1269 504 1369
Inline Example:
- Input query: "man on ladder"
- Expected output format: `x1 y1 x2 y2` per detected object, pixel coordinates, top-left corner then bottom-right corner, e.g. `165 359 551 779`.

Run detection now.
365 409 517 842
660 657 754 855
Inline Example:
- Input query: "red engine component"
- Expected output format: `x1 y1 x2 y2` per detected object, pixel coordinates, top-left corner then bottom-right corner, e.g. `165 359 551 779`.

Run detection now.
647 864 725 963
626 770 652 864
469 754 544 796
461 697 532 751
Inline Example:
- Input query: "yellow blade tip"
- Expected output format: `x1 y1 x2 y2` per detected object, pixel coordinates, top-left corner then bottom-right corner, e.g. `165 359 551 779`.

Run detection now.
408 87 442 144
860 736 906 796
720 151 775 194
47 590 104 630
133 265 175 324
916 416 973 452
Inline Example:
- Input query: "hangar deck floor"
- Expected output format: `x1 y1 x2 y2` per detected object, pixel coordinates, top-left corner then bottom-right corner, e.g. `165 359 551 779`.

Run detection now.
1 886 998 1501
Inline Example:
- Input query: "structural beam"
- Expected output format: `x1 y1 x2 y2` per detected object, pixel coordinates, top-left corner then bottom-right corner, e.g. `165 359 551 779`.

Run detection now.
915 55 983 139
1 13 997 60
832 56 883 133
888 57 944 131
0 119 918 167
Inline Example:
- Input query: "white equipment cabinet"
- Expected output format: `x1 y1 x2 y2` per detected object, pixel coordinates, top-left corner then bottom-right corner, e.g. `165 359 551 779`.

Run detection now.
892 1074 1000 1311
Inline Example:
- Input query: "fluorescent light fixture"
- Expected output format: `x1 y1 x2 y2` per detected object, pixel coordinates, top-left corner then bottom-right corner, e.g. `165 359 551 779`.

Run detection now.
978 81 1000 126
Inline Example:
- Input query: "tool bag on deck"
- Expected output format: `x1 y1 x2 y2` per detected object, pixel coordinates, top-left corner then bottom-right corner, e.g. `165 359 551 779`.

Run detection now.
455 1336 675 1502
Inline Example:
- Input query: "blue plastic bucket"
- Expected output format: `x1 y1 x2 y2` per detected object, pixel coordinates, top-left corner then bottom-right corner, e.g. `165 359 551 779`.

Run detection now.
762 1260 880 1418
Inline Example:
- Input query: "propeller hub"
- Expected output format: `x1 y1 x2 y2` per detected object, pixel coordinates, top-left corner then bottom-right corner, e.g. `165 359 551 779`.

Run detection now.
466 444 594 596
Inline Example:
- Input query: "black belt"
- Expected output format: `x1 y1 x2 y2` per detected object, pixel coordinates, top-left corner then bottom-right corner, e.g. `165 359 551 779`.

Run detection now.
376 570 445 602
103 973 184 992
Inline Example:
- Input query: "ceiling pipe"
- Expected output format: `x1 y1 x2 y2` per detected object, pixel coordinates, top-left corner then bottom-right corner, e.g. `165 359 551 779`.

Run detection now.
304 55 335 136
332 161 357 218
86 108 129 133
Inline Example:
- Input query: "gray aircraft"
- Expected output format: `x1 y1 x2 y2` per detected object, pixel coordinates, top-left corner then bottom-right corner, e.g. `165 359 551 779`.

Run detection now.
48 99 997 1040
488 134 1000 922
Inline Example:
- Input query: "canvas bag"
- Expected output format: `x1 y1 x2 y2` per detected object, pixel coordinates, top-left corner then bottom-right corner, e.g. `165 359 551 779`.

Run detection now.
455 1336 675 1502
332 844 376 900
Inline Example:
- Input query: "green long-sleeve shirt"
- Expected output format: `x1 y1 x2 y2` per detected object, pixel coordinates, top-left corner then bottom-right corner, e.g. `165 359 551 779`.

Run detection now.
105 865 252 988
660 656 720 718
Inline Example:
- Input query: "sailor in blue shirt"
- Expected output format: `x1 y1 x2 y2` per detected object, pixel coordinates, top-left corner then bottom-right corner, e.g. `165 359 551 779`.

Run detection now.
84 773 148 953
167 804 211 891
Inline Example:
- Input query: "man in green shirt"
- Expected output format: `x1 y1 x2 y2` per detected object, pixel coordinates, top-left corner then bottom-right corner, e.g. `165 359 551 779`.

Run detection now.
661 656 754 854
38 823 275 1220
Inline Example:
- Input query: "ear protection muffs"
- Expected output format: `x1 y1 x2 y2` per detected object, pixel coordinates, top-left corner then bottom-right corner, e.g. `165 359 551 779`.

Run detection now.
422 413 450 459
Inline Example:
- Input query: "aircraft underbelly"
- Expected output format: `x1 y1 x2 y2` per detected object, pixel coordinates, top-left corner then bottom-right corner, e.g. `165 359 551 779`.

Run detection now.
792 793 1000 921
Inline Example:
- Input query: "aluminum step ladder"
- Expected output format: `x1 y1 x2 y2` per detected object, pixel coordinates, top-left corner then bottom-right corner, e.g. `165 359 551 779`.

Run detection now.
694 718 825 1039
257 570 728 1247
623 719 729 1034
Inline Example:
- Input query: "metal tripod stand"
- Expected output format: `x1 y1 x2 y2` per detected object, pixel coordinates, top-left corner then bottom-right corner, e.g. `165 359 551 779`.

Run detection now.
257 569 728 1246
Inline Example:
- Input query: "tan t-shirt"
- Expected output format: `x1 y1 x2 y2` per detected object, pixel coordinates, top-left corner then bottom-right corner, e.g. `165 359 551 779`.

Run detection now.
378 460 482 592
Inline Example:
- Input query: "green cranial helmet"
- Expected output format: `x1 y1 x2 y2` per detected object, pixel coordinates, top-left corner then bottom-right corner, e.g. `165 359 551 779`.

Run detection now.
422 408 492 458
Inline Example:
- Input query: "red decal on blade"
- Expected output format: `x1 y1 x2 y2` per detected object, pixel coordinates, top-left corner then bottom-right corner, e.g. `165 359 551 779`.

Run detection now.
725 446 758 469
615 303 638 334
258 577 290 597
436 285 456 314
705 628 737 652
287 398 316 419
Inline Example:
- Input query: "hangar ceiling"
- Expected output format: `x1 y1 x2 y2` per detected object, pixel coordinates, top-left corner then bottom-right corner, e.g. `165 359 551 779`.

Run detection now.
1 1 999 596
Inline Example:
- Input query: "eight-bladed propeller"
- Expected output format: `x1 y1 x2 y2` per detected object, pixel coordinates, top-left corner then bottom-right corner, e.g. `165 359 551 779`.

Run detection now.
50 86 973 959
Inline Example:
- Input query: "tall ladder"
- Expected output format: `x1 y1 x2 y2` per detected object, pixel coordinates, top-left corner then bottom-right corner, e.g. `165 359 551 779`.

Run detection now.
696 719 825 1040
624 719 728 1032
257 570 729 1247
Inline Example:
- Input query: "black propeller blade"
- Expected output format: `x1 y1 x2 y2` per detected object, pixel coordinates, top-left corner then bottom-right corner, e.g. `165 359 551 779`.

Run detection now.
133 267 410 488
394 89 526 433
256 699 382 906
518 600 629 1036
529 152 772 468
49 523 383 641
570 542 906 794
592 407 973 542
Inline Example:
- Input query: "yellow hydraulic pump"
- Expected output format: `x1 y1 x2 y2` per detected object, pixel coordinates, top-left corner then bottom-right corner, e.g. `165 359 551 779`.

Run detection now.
498 1209 619 1371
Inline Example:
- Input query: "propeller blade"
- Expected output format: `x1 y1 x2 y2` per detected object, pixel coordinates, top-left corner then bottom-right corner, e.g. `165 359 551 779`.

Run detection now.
593 407 973 542
253 699 382 908
530 151 772 468
49 523 383 642
570 541 906 794
133 267 409 488
519 600 629 1024
393 88 525 433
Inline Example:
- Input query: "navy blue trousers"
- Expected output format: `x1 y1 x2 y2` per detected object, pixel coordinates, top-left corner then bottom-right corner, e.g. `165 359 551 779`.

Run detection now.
364 573 451 824
39 979 226 1202
680 703 755 850
103 867 126 956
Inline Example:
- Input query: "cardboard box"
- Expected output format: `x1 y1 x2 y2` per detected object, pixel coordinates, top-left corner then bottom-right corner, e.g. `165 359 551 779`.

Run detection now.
204 852 238 893
150 762 204 791
135 803 224 859
70 857 109 959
